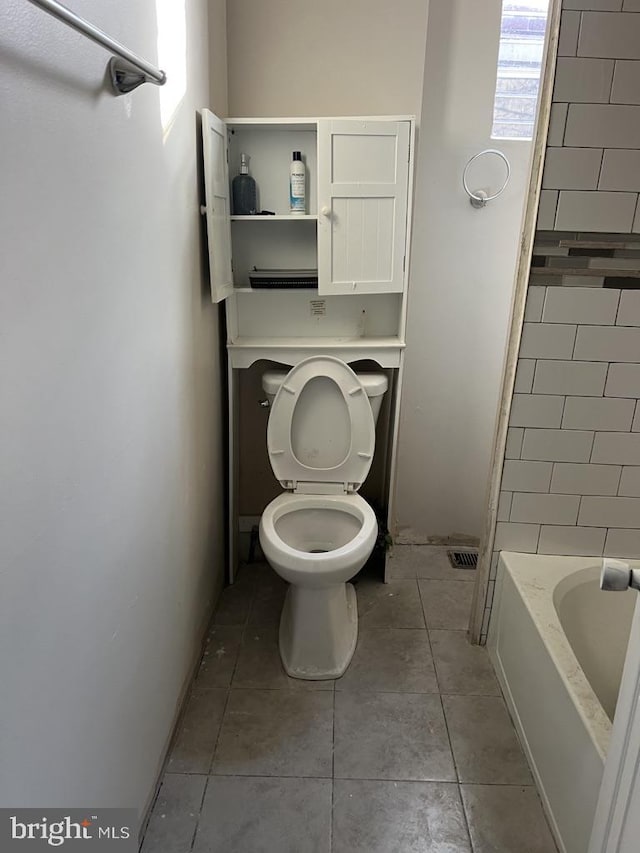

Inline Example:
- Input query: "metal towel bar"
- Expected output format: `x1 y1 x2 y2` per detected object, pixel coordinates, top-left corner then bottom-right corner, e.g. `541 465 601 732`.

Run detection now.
26 0 166 94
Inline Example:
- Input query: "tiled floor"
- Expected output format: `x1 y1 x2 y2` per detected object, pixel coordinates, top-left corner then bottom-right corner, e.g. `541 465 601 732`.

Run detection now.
141 545 558 853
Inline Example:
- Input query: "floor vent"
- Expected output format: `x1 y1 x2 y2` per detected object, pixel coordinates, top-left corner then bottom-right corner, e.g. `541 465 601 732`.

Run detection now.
448 550 478 570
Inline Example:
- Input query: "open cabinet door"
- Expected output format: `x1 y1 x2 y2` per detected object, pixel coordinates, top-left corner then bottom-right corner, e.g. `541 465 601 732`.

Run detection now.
202 109 233 303
317 119 410 295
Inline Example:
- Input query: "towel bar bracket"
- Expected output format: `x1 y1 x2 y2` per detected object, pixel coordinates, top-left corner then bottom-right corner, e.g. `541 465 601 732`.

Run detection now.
26 0 166 96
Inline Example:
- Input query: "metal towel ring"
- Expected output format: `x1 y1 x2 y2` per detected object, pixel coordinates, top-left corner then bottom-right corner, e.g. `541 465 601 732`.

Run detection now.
462 149 511 209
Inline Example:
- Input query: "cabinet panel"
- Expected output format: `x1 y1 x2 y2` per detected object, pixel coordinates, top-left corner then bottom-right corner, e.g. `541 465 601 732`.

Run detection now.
318 120 411 295
202 109 234 303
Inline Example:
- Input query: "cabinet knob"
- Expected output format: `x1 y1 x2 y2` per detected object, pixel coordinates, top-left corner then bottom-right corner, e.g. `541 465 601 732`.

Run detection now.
321 206 331 217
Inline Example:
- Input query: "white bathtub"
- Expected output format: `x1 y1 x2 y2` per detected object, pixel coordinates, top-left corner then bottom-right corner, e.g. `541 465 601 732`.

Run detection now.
488 552 637 853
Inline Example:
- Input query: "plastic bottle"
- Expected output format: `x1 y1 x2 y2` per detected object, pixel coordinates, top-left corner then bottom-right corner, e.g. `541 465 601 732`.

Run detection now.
232 153 257 215
289 151 306 215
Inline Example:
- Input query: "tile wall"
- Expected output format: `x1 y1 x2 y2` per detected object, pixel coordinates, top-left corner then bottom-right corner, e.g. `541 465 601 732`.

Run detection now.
482 0 640 639
540 0 640 232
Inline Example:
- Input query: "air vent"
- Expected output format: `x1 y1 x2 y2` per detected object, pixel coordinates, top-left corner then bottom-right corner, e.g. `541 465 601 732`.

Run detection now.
448 550 478 570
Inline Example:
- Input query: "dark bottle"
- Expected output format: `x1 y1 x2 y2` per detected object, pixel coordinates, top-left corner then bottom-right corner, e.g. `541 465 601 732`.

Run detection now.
232 153 257 215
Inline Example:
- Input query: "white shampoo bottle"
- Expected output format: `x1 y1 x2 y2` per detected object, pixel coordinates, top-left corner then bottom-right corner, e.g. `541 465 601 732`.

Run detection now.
289 151 305 214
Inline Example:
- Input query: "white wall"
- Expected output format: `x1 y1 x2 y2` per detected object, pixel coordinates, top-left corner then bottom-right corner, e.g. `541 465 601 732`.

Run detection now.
0 0 226 825
209 0 228 116
394 0 533 544
226 0 428 117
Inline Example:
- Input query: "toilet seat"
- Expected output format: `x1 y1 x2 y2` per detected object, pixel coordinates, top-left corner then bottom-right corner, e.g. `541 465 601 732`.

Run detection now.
267 356 375 494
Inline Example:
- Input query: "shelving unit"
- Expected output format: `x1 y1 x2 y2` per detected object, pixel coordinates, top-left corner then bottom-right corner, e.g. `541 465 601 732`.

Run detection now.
200 110 416 580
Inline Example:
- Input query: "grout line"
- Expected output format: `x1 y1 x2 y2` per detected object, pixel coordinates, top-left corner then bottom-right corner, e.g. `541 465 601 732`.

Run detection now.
190 771 543 787
206 583 258 775
438 692 460 785
189 775 210 852
456 783 474 851
330 686 336 853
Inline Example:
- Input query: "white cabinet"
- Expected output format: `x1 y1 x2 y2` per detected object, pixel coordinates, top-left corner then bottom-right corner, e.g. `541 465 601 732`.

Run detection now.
200 111 415 581
201 112 413 302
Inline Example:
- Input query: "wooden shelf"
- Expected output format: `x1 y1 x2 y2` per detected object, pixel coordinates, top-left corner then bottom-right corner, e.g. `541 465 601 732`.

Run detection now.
230 214 318 221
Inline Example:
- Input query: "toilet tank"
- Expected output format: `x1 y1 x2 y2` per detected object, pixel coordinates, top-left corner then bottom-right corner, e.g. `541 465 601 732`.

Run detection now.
262 369 388 424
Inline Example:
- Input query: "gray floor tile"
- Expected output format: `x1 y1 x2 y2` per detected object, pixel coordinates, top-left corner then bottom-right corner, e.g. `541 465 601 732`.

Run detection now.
247 578 287 627
443 695 533 785
336 628 438 693
166 689 227 774
356 579 425 628
461 785 558 853
334 691 455 782
193 776 331 853
430 630 500 696
235 561 273 584
333 779 471 853
388 545 477 581
212 578 254 626
212 688 333 777
141 773 206 853
196 625 243 688
233 627 333 690
419 580 474 630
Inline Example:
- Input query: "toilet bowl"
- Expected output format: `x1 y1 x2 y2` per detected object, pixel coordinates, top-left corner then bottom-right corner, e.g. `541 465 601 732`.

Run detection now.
258 356 387 680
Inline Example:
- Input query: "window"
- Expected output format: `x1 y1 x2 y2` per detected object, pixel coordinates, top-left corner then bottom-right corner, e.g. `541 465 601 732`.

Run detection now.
492 1 550 140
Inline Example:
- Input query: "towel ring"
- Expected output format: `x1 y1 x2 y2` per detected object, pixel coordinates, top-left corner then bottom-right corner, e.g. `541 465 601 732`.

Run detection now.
462 149 511 209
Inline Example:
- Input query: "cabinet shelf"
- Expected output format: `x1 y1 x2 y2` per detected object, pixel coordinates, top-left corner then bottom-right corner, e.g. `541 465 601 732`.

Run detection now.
230 215 318 221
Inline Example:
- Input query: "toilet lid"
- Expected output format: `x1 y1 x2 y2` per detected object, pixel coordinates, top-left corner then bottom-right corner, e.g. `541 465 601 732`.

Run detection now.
267 356 375 494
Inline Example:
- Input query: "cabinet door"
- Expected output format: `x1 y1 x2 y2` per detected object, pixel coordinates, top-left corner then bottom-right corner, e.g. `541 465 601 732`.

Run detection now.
317 120 411 295
202 109 234 303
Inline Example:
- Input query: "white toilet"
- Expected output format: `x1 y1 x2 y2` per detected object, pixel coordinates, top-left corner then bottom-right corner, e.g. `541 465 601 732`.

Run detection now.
259 356 388 680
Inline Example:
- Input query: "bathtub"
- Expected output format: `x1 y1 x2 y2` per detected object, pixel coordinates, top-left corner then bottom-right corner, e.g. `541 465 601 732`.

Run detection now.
488 552 637 853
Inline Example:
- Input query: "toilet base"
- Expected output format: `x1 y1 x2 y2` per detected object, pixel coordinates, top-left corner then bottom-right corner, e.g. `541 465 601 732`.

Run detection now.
279 582 358 680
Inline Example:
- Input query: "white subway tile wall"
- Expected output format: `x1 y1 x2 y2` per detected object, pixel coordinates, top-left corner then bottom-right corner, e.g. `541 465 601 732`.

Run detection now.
538 525 607 555
600 150 640 190
618 290 640 324
542 286 619 324
578 11 640 59
514 359 536 393
482 1 640 641
533 359 608 395
562 2 622 10
542 147 602 191
611 62 640 105
547 103 569 147
564 104 640 149
553 58 614 103
558 10 581 55
605 363 640 397
555 191 637 231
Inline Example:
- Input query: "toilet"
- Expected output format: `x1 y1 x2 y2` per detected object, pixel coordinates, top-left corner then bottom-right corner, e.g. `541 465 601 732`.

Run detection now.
258 356 388 680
